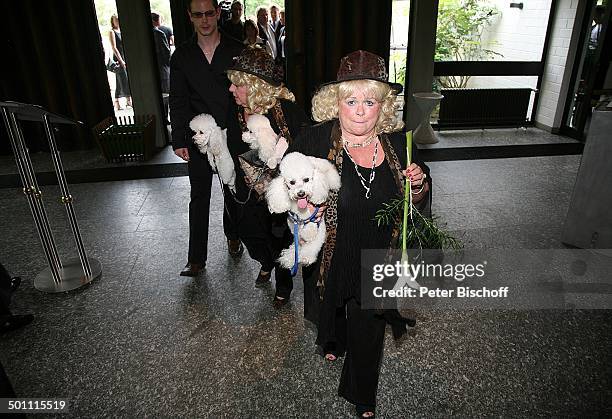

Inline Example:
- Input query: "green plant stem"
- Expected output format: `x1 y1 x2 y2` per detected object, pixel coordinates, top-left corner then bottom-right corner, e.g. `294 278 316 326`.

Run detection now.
402 131 412 253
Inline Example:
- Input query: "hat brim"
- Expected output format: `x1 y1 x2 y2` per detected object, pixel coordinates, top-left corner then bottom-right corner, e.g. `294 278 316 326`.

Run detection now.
226 67 283 87
318 76 403 94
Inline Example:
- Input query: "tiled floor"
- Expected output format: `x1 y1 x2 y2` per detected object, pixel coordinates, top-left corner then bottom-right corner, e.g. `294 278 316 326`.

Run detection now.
1 153 610 417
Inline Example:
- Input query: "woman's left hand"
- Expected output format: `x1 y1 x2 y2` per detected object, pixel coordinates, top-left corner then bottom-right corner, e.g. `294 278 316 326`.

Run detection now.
308 202 328 223
403 163 427 187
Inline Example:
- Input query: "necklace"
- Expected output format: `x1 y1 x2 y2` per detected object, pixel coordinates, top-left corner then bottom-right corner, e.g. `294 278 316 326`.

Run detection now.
343 139 379 199
341 133 376 148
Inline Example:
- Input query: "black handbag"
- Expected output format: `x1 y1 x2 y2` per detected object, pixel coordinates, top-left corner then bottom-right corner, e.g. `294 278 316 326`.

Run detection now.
106 58 121 73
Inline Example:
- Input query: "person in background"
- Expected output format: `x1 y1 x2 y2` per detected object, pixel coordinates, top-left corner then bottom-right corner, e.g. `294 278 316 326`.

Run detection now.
152 11 174 47
269 5 283 37
151 12 171 94
218 0 232 25
256 7 277 60
243 19 272 56
278 10 286 70
109 14 132 110
152 12 171 124
589 5 606 50
269 4 283 63
170 0 245 277
222 1 245 42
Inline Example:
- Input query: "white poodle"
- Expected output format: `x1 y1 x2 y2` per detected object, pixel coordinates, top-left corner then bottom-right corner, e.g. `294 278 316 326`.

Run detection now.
266 152 341 271
242 114 286 169
189 113 236 192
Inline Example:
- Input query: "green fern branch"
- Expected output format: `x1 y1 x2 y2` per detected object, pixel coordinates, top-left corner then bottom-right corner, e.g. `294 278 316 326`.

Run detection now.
375 197 462 250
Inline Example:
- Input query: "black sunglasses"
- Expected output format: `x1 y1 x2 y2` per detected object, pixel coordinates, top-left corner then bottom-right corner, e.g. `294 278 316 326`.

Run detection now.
190 10 216 18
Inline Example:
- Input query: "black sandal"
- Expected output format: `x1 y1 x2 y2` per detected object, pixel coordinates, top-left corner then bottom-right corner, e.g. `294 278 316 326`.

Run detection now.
355 404 375 418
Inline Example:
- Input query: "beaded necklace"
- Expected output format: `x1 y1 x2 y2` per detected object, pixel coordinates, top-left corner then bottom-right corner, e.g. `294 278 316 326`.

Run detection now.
342 138 379 199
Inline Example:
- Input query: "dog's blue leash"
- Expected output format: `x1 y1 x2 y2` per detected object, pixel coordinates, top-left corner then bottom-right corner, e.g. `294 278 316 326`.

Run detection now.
287 206 319 277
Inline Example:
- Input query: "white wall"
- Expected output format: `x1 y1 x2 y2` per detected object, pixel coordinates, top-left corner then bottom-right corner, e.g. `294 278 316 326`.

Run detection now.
481 0 552 61
453 0 580 130
468 0 552 90
535 0 580 129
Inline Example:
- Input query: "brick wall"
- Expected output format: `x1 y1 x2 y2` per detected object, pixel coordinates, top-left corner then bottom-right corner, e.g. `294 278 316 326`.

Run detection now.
535 0 580 129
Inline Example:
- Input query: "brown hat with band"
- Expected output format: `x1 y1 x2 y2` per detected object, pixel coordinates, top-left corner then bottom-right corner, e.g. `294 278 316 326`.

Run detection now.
227 45 284 86
321 50 403 94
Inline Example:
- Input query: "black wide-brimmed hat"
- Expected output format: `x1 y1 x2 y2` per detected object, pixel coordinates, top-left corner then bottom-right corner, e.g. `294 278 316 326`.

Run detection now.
227 45 284 86
320 50 403 94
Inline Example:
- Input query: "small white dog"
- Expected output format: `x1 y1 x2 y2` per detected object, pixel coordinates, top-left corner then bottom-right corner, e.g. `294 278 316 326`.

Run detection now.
266 152 341 272
242 114 286 169
190 113 236 192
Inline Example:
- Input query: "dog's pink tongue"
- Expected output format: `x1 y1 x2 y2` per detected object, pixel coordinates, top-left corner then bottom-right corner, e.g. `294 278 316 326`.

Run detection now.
297 197 308 209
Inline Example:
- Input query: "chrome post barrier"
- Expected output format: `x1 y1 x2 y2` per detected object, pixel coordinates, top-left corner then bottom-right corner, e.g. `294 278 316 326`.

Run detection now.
2 108 62 283
0 101 102 293
10 113 64 272
42 114 92 277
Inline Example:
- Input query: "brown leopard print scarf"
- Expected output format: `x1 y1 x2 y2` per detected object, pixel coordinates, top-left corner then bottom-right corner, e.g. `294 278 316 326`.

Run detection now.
317 121 404 299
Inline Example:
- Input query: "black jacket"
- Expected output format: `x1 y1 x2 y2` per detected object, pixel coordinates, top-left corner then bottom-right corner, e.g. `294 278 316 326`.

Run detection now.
169 34 243 149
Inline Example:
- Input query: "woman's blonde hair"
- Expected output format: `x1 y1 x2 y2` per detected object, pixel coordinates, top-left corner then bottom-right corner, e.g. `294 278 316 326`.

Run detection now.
311 79 404 134
227 70 295 114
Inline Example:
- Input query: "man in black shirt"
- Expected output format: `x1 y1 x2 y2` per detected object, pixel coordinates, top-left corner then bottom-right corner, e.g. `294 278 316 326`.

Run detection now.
222 1 245 43
170 0 244 276
151 11 174 47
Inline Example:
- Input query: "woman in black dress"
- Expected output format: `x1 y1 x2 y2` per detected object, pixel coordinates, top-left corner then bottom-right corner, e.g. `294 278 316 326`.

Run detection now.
225 46 309 308
109 14 132 110
288 50 431 418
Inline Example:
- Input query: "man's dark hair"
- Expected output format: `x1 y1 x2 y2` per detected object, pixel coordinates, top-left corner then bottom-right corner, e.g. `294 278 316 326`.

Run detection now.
189 0 219 12
151 12 160 22
595 5 606 18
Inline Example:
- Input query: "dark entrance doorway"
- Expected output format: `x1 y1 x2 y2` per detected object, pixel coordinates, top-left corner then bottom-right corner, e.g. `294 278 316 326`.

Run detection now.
562 1 612 140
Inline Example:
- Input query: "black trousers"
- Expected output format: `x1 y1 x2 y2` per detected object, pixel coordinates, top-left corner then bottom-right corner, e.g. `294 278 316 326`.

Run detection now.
187 145 239 264
337 298 386 407
227 191 293 298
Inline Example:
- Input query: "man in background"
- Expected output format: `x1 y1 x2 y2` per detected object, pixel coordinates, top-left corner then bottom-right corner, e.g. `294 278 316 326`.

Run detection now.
152 12 171 125
256 7 277 59
151 12 171 93
152 11 174 47
222 1 245 42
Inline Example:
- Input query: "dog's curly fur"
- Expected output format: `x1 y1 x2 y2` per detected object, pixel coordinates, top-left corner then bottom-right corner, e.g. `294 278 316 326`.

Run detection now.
266 152 341 269
242 114 283 169
190 114 236 192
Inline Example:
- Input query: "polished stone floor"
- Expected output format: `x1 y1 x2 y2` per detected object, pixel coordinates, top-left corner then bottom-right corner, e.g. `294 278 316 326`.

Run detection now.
1 154 611 417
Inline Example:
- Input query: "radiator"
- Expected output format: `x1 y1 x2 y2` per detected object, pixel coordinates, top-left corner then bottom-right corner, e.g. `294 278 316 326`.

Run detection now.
438 88 533 129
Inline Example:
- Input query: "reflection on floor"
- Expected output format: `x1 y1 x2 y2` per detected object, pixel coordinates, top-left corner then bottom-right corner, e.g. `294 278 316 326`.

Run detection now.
0 143 181 176
1 151 610 417
419 127 578 148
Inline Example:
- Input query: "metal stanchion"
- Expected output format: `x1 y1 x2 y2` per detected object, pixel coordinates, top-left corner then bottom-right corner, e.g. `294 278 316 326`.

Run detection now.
1 101 102 293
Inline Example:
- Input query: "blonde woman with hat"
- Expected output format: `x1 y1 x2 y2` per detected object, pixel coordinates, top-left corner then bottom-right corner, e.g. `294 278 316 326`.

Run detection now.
288 50 431 417
225 45 309 308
